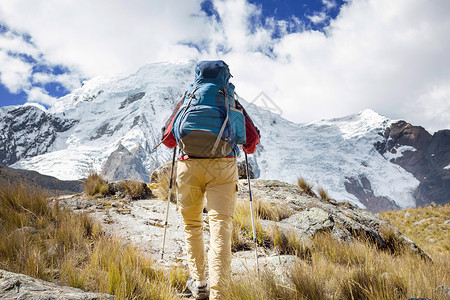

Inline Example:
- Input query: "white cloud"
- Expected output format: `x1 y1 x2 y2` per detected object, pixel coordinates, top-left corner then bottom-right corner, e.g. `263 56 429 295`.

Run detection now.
0 31 40 57
0 0 449 131
32 72 82 91
410 82 450 133
0 29 81 105
26 87 57 106
322 0 337 9
0 50 32 93
307 12 328 24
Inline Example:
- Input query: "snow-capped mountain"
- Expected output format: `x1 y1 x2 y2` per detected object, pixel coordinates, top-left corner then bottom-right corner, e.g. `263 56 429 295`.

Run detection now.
1 61 448 212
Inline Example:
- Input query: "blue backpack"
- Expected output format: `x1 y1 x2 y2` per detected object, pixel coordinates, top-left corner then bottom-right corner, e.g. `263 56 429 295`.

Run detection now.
172 60 246 158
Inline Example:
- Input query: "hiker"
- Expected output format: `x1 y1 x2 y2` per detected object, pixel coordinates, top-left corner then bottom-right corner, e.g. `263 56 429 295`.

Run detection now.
160 60 260 299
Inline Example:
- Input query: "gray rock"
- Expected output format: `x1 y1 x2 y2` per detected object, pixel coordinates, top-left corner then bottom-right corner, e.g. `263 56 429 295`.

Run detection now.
0 269 114 299
150 160 177 183
281 207 334 236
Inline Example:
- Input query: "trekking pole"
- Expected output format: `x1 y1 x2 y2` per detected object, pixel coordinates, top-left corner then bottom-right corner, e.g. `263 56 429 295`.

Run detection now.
161 146 177 260
244 152 259 273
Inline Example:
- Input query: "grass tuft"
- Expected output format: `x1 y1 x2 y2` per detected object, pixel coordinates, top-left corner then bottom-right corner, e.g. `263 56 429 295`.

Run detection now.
84 172 109 196
255 200 292 221
318 186 330 200
378 224 407 255
269 225 312 262
297 176 316 197
232 200 272 252
119 180 150 200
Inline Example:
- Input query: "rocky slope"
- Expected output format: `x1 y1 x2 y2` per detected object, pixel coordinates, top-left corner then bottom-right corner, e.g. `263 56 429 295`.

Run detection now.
375 121 450 206
0 105 78 166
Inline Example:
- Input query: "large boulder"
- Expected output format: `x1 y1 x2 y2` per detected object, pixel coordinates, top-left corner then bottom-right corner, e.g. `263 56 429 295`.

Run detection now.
0 269 113 299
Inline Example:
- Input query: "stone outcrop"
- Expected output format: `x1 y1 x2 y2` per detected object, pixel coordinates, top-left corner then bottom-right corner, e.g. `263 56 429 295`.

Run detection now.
0 269 113 299
237 158 254 179
375 121 450 206
239 180 430 260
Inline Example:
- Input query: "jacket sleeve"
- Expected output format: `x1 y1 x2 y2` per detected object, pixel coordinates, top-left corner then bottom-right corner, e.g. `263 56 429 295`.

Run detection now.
235 100 260 154
161 93 185 149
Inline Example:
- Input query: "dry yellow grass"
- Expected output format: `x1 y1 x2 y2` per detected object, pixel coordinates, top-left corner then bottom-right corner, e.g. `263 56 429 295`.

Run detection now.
0 184 186 299
152 166 177 203
224 231 449 299
223 203 450 300
297 176 316 197
119 180 149 200
318 186 331 200
232 200 270 251
380 204 450 257
84 172 109 196
255 200 292 221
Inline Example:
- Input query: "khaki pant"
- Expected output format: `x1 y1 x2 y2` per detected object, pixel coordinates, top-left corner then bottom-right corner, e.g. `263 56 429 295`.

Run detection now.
177 158 238 300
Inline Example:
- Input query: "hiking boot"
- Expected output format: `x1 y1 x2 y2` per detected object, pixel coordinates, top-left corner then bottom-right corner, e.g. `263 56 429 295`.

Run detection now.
184 278 208 299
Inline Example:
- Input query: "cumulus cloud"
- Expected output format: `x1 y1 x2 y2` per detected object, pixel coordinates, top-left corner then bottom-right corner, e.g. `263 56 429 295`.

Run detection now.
0 0 449 132
26 86 57 106
0 25 84 105
0 50 32 93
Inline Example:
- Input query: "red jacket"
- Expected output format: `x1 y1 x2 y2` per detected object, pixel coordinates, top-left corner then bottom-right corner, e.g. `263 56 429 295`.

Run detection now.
161 98 260 155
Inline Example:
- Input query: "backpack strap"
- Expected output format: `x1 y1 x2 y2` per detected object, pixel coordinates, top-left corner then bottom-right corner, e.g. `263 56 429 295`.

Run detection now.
211 88 230 155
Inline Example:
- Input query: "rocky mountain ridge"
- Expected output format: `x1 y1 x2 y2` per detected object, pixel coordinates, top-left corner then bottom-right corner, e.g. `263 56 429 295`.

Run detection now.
0 163 83 196
375 121 450 206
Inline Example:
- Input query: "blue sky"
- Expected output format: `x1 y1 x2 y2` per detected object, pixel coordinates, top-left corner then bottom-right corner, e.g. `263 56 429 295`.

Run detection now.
0 0 449 132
